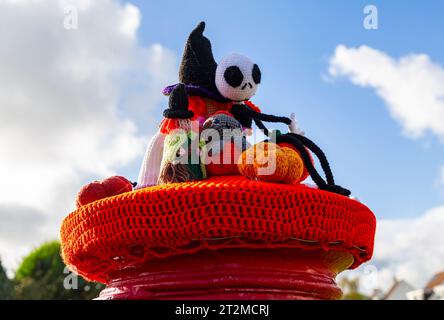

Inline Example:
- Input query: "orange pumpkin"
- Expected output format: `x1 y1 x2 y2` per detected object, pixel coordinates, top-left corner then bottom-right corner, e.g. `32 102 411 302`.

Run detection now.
238 143 305 184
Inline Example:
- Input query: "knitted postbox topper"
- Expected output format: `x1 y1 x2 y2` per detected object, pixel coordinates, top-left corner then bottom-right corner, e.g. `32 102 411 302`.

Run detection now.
60 22 376 289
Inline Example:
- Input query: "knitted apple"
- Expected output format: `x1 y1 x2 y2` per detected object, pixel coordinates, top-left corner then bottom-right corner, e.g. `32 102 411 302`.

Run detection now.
76 176 133 208
206 141 241 176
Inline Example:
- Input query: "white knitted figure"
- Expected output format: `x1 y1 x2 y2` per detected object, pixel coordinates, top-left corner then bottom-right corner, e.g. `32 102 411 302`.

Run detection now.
136 131 165 189
215 53 261 102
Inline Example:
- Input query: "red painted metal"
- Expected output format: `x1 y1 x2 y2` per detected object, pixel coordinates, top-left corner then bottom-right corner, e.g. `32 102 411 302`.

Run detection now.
97 247 354 300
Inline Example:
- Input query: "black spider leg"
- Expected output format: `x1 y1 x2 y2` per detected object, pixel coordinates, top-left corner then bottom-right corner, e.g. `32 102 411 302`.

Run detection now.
231 104 292 126
253 118 269 136
289 133 335 186
273 133 330 189
235 105 351 196
276 133 351 197
251 116 329 189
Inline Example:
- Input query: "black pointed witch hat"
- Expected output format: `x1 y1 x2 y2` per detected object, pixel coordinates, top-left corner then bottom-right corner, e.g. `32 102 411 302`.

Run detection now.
178 21 218 94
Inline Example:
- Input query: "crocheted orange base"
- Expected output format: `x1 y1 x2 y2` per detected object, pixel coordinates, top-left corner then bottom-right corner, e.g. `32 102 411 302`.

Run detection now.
60 176 376 283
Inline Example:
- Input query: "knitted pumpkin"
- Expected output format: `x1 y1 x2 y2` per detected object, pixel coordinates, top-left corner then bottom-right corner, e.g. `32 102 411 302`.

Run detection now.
238 142 305 184
278 142 310 182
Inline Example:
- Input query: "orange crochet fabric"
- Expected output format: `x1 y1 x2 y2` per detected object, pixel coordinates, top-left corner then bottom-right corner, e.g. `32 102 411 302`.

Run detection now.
60 176 376 283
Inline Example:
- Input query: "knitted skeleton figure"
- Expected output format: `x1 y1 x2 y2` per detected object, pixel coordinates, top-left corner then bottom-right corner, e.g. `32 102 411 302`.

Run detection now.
215 53 261 102
137 22 263 187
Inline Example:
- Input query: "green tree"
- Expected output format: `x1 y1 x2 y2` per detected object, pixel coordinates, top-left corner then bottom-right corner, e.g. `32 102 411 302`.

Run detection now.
339 277 370 300
0 259 14 299
12 241 104 300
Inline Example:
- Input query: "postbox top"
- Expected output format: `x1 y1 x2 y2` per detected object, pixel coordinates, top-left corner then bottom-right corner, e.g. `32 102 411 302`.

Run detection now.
61 176 376 283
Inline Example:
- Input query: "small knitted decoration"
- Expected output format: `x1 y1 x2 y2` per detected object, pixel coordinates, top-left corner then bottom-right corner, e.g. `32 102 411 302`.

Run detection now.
157 83 206 184
228 101 351 196
238 142 305 184
215 53 261 102
205 141 240 176
202 111 243 136
158 126 206 184
278 142 311 182
201 111 248 176
281 147 304 184
76 176 133 208
253 143 287 182
136 131 166 189
179 22 219 96
163 22 262 129
159 118 192 134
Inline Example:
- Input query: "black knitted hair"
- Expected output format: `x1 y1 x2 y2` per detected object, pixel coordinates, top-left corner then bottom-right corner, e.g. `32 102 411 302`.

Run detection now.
179 22 218 95
230 104 351 197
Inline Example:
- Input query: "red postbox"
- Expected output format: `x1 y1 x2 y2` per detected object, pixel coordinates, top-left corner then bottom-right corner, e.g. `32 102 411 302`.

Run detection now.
61 176 376 300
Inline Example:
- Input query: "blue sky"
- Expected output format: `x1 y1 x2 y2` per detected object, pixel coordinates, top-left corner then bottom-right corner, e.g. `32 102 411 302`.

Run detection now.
123 0 444 220
1 0 444 288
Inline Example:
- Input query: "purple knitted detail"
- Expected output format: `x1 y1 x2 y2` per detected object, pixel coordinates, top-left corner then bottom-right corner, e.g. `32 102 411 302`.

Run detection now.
163 84 230 102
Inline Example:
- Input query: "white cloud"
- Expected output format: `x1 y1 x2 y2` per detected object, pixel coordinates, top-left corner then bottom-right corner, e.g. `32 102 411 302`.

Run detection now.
328 47 444 295
340 205 444 294
119 3 141 38
375 206 444 287
328 45 444 140
0 0 176 271
0 204 49 274
0 205 47 245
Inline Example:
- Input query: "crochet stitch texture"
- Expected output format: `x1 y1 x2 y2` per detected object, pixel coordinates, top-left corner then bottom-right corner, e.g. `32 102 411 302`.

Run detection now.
61 175 376 283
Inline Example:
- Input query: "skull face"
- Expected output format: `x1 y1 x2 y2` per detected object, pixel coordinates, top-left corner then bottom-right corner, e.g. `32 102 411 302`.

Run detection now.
215 53 261 101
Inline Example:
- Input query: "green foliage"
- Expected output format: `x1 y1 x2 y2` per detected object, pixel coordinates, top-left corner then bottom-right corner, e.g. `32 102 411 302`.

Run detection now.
339 277 370 300
15 241 61 281
4 241 104 300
